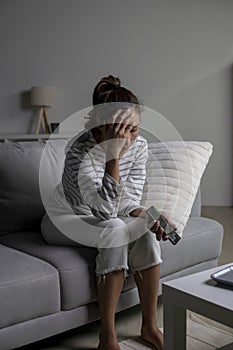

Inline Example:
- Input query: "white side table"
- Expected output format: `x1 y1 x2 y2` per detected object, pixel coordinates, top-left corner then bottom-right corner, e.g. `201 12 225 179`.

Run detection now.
162 264 233 350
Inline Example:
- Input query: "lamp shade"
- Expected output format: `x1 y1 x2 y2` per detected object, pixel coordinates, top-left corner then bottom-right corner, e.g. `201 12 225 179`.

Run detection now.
31 86 56 106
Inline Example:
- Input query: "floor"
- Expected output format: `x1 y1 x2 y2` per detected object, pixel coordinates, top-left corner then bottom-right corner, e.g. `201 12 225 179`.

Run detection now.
201 206 233 266
20 206 233 350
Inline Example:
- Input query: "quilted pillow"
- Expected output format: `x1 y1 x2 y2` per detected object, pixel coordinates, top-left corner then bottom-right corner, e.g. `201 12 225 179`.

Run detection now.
140 141 213 237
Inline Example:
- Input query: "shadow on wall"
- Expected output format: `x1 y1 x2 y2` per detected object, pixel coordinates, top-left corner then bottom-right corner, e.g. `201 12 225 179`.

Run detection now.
20 90 37 133
20 90 31 110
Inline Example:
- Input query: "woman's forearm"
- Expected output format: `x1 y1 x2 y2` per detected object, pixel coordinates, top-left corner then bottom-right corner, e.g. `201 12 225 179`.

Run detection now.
129 207 146 218
105 158 121 183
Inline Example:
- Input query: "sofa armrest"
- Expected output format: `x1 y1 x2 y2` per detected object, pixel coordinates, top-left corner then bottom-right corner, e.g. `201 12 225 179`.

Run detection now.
190 188 201 217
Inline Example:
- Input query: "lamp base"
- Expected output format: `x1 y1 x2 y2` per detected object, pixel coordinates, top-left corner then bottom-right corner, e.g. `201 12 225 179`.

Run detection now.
35 106 51 134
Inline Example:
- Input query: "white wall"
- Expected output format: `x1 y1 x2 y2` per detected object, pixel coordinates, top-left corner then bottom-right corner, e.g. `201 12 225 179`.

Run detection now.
0 0 232 205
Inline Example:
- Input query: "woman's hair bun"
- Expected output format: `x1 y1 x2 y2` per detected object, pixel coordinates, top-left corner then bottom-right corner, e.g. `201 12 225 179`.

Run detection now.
100 75 121 89
92 74 139 107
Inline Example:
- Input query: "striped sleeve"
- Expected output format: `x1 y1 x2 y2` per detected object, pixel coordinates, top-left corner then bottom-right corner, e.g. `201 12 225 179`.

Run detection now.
117 139 148 216
78 154 124 220
62 144 124 220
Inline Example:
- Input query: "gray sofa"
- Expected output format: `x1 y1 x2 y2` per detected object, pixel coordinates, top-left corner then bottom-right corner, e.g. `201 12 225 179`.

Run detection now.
0 139 223 350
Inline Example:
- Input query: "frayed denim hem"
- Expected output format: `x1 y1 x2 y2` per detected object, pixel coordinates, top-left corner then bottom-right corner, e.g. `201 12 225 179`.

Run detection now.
131 259 163 278
96 265 128 284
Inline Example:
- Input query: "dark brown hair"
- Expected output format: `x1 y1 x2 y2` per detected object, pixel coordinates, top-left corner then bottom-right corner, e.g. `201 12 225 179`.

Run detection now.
92 75 139 106
85 75 141 129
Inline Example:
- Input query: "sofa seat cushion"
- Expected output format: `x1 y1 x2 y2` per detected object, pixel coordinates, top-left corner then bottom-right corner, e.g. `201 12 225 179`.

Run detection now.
160 217 223 278
0 232 96 311
0 232 136 311
0 244 60 328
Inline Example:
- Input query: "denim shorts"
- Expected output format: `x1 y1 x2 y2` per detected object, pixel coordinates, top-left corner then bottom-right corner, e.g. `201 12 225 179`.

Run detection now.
41 211 162 278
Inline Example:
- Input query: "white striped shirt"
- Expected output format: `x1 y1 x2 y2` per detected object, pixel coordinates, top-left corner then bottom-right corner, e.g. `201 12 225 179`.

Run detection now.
61 130 148 220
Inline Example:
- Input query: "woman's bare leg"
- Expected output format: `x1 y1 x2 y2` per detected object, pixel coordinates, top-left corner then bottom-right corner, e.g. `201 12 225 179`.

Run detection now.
97 270 125 349
134 264 163 350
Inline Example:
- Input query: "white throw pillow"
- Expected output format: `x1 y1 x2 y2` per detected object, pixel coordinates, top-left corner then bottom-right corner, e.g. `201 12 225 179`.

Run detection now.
140 141 213 236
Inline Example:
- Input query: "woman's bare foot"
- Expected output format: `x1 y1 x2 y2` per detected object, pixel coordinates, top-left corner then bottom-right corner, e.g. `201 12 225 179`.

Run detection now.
98 333 120 350
141 324 163 350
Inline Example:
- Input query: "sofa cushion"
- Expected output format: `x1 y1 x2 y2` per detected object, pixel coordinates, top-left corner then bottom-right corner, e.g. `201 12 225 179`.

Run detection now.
141 141 213 236
0 139 202 236
160 217 224 278
0 140 67 235
0 216 223 312
0 232 136 311
0 244 60 328
0 142 44 234
189 188 201 217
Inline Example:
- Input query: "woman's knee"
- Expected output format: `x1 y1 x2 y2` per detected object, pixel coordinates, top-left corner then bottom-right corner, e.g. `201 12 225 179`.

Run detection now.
98 217 126 228
95 245 129 277
97 218 131 248
128 231 162 272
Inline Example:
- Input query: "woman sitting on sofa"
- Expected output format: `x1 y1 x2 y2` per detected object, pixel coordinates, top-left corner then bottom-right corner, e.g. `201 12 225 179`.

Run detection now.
42 75 172 350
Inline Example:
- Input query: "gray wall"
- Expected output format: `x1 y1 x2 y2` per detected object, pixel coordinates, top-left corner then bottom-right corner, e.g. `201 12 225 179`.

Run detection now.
0 0 233 205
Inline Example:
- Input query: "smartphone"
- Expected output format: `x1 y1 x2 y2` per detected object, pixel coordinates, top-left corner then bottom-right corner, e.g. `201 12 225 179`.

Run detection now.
146 206 181 245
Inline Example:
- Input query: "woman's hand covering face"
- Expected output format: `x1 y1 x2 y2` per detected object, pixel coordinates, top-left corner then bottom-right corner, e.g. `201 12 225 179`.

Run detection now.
98 108 140 159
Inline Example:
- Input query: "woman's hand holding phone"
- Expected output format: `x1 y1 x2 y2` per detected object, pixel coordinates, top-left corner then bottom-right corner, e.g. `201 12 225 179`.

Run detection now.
146 206 179 243
146 214 169 241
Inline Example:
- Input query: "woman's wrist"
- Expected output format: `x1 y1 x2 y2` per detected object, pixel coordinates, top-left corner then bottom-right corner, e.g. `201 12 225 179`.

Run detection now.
106 150 121 161
129 207 146 218
105 158 121 183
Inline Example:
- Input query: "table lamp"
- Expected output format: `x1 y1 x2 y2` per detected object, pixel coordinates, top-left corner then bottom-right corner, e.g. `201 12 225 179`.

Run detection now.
31 86 56 134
